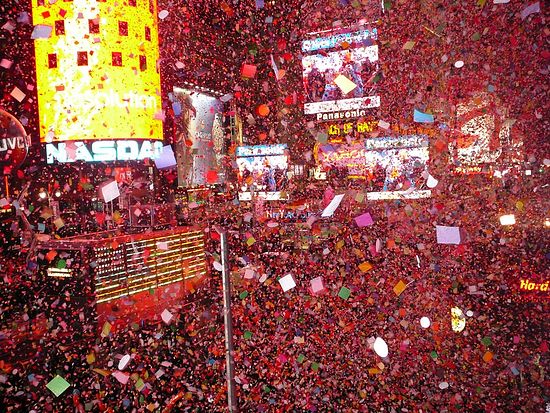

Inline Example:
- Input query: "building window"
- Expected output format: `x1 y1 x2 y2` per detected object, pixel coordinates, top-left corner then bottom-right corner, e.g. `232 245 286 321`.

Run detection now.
129 0 136 6
118 21 128 36
55 20 65 36
89 19 100 34
145 26 151 41
48 54 58 69
139 55 147 71
112 52 122 67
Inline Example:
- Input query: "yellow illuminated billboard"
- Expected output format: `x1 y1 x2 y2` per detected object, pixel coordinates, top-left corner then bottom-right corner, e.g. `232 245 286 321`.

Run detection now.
31 0 163 144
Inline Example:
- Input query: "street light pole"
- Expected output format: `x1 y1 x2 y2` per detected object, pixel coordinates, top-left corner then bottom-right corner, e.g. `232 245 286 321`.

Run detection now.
214 226 238 412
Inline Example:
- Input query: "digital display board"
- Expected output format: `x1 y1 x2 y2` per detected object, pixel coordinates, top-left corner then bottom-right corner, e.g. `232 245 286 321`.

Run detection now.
315 135 431 200
302 28 380 121
172 88 224 186
31 0 163 146
363 135 430 198
235 144 289 201
449 92 522 173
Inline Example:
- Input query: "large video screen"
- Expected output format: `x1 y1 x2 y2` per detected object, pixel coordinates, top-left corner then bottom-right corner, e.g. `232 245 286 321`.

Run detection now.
315 135 431 200
449 91 523 174
235 144 289 201
302 28 380 121
32 0 163 145
363 135 431 199
172 88 224 186
315 142 369 178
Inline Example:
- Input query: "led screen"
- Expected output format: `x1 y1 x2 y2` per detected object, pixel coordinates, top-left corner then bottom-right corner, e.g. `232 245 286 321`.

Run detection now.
302 29 380 120
449 92 523 173
315 135 431 200
363 135 431 199
31 0 163 143
172 88 224 186
235 144 289 201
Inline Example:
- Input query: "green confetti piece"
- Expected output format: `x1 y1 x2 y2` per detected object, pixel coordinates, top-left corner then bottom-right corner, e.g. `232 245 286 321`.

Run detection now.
383 0 391 11
243 331 252 340
481 337 492 346
131 323 140 331
477 0 486 7
297 354 305 363
239 291 249 300
149 288 155 295
471 32 481 41
101 321 111 337
311 362 320 372
135 378 145 391
338 287 351 300
56 259 66 269
263 385 271 393
430 351 438 360
46 375 70 397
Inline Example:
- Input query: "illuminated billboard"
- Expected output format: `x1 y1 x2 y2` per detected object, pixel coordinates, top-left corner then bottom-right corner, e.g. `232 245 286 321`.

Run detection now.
449 92 523 173
172 88 224 186
236 144 289 201
302 28 380 121
31 0 163 146
315 142 369 178
363 135 431 199
315 135 431 200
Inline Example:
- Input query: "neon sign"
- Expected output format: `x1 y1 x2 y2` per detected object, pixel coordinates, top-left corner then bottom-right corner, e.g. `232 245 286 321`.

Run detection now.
519 279 549 292
326 120 378 137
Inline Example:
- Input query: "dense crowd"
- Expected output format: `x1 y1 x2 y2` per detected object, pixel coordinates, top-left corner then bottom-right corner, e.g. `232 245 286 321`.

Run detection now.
0 0 548 411
1 168 548 412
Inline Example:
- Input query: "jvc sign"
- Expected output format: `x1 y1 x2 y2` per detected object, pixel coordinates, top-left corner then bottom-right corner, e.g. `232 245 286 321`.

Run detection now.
45 140 163 164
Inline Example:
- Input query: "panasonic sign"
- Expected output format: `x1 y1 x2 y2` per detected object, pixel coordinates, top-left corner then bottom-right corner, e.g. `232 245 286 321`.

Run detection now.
45 140 163 164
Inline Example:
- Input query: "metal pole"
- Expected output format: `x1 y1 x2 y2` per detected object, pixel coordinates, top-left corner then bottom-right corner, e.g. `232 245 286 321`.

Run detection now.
216 227 238 412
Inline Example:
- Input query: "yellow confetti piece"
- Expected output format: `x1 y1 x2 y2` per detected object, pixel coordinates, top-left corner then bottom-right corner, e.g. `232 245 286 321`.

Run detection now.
403 40 416 50
393 280 407 296
86 353 95 364
335 240 345 250
368 368 381 375
358 262 373 272
92 368 111 377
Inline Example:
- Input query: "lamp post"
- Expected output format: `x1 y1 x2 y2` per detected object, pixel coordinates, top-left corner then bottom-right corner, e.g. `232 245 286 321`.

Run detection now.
213 226 238 412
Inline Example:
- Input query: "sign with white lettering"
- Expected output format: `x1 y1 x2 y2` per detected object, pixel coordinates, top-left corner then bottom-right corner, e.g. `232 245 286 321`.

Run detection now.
45 140 163 164
0 109 30 174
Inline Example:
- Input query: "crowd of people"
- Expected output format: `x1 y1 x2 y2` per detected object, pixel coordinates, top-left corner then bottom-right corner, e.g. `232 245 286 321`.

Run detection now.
0 0 548 411
1 165 548 412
